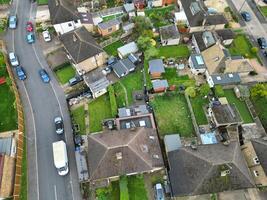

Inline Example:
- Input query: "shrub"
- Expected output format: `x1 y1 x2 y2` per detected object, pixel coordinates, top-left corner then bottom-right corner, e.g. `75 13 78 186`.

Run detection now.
119 176 129 200
215 85 224 97
108 85 118 117
185 86 196 98
251 47 259 54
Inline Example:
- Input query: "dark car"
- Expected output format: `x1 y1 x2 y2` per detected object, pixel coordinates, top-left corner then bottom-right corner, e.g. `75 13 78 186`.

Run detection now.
39 69 50 83
241 11 251 22
263 51 267 57
68 76 83 86
257 37 267 49
16 66 26 80
54 116 64 135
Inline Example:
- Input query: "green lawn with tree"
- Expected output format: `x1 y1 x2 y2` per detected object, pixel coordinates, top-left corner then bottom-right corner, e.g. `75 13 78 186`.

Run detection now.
162 68 195 87
55 63 76 84
150 93 194 137
103 40 124 56
71 105 86 135
128 175 148 200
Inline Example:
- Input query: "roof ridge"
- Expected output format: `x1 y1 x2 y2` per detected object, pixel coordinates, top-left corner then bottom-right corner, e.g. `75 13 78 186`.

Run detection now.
127 128 144 146
183 147 213 165
128 144 152 169
77 37 82 63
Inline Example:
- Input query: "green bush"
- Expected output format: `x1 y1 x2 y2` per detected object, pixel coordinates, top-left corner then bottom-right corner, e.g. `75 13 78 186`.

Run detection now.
108 85 118 117
120 176 129 200
215 85 224 97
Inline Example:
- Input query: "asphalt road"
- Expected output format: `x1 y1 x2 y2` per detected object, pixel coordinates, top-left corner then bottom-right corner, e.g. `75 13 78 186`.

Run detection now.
5 0 81 200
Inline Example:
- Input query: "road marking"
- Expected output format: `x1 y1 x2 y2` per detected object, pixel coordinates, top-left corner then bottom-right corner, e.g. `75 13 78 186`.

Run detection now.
54 185 58 200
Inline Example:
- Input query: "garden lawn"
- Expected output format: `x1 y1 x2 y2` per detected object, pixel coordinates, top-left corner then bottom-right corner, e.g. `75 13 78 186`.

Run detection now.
251 96 267 131
145 5 174 16
158 45 190 58
0 0 10 4
103 40 124 56
102 13 123 22
224 89 253 123
128 175 148 200
96 181 120 200
55 63 76 84
162 68 195 87
89 94 112 132
37 0 48 5
259 6 267 17
228 34 258 59
150 93 194 137
71 106 86 135
190 95 208 125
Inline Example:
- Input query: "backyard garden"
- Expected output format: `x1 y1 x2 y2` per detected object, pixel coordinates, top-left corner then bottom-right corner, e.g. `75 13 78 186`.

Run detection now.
190 94 209 125
103 40 124 56
71 105 86 135
54 63 76 84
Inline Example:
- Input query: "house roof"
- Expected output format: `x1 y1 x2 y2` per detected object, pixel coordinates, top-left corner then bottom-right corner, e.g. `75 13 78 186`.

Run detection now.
60 26 103 64
0 137 13 156
117 42 138 58
148 59 165 73
152 79 169 90
190 54 206 69
224 59 253 74
48 0 80 24
251 139 267 175
122 23 135 31
159 24 180 40
193 31 217 52
164 134 182 153
215 29 235 41
98 18 121 30
124 3 135 12
87 128 164 181
211 73 241 86
211 104 242 125
112 58 136 77
180 0 227 27
168 142 254 196
79 12 93 24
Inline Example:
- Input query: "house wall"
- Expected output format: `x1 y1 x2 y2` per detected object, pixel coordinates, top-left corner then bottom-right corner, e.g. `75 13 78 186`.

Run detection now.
83 24 94 32
54 20 82 35
192 35 201 54
154 87 167 93
189 24 225 33
98 24 120 36
161 38 180 46
152 0 162 7
206 72 214 88
150 72 162 79
162 0 174 6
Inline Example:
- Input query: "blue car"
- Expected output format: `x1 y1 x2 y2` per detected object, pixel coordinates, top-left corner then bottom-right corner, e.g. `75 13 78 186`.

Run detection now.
16 66 27 80
241 11 251 22
26 33 35 44
9 15 17 29
39 69 50 83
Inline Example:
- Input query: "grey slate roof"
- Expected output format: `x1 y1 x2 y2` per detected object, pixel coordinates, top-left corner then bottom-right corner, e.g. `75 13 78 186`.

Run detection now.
60 26 103 64
152 79 169 90
168 142 254 196
251 139 267 175
164 134 182 152
87 128 164 181
98 18 121 30
112 58 136 77
148 59 165 73
215 29 235 41
79 12 93 24
180 0 227 27
118 107 131 118
159 24 180 40
193 31 216 52
48 0 79 24
190 54 206 69
211 73 241 86
123 3 135 13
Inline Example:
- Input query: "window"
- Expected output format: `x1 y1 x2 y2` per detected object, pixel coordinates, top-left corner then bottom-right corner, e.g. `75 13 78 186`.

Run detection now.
107 27 113 32
253 170 259 177
253 157 260 164
68 23 72 27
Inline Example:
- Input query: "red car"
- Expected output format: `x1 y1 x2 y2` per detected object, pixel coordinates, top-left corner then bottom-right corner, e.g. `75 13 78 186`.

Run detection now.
26 21 33 32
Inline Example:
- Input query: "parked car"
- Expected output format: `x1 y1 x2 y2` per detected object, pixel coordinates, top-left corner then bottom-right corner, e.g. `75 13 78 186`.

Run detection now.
16 66 27 80
9 52 19 66
42 30 51 42
107 56 118 66
155 183 165 200
9 15 17 29
68 76 83 86
241 11 251 22
39 69 50 83
26 21 33 32
102 66 112 75
264 0 267 4
54 116 64 135
26 33 35 44
257 37 267 49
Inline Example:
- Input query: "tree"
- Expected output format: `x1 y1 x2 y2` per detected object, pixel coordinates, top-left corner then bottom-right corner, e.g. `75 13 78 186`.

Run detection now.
214 85 224 97
133 16 152 39
238 85 250 99
199 83 210 97
250 83 267 98
251 47 259 54
137 36 152 51
185 86 196 98
144 46 159 60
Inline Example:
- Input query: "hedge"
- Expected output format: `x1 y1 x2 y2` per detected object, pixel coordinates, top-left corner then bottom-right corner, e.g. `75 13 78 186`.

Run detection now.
108 85 118 117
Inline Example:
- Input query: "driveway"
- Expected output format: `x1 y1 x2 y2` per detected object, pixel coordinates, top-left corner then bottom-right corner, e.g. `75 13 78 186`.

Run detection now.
4 0 81 200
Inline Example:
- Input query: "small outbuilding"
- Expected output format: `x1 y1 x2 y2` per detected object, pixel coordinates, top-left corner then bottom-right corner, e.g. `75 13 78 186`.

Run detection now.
159 24 180 46
112 58 136 78
117 42 138 58
148 59 165 79
98 19 121 36
152 79 169 93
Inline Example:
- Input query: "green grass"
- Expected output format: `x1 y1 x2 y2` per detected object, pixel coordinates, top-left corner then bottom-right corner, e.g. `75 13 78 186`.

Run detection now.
113 70 143 107
145 5 174 16
224 89 253 123
128 175 148 200
251 96 267 131
102 13 123 22
162 68 195 87
0 55 17 132
0 18 7 33
20 136 27 200
0 0 10 4
89 94 112 132
103 40 124 56
150 93 194 137
55 63 76 84
190 95 208 125
71 106 86 135
96 181 120 200
37 0 48 5
228 34 258 59
259 6 267 17
158 44 190 58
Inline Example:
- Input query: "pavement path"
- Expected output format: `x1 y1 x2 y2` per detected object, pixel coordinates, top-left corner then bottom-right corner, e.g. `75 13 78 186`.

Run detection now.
4 0 81 200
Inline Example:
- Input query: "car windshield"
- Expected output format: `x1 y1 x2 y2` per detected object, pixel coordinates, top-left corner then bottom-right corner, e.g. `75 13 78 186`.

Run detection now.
56 121 63 130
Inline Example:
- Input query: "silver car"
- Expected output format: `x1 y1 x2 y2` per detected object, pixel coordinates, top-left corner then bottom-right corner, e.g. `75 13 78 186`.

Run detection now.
9 52 19 66
54 116 64 135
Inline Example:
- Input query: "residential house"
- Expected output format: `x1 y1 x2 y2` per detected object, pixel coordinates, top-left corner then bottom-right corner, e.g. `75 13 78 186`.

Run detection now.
207 73 241 87
83 68 110 98
112 58 136 78
192 31 217 53
79 12 94 32
87 127 164 182
188 54 206 75
152 79 169 93
117 42 138 58
168 142 255 197
215 29 235 46
60 26 107 75
48 0 82 35
98 19 121 36
122 22 135 36
177 0 227 32
242 138 267 187
123 3 136 18
148 59 165 79
159 24 180 46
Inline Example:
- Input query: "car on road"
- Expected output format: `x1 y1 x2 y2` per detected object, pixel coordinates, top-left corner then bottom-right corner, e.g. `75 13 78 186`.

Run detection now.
257 37 267 49
42 30 51 42
8 52 19 66
54 116 64 135
9 15 17 29
155 183 165 200
26 33 35 44
39 69 50 83
15 66 27 80
26 21 33 32
241 11 251 22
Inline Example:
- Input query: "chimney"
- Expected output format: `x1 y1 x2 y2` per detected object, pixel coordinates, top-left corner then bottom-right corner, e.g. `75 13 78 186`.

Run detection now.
116 152 122 160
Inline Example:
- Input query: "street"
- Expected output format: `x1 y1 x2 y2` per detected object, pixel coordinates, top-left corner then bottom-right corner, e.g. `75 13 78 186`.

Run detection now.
4 0 81 200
